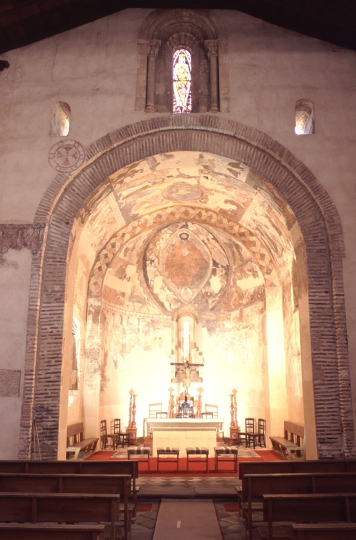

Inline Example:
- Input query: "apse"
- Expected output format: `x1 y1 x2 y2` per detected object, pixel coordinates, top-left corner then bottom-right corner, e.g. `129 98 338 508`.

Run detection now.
64 151 305 445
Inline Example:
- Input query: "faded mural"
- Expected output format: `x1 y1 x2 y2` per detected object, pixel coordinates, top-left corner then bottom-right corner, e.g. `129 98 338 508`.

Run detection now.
68 151 303 437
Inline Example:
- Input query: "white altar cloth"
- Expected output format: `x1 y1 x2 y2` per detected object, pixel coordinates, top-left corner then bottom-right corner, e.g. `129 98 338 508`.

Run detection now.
144 418 223 457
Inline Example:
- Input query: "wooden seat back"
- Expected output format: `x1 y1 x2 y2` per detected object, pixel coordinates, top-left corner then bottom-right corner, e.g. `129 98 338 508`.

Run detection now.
243 473 356 540
0 493 120 540
263 493 356 540
292 523 356 540
0 524 105 540
239 459 356 480
0 473 131 540
67 423 85 444
0 459 138 480
284 421 304 447
244 471 356 500
0 472 131 494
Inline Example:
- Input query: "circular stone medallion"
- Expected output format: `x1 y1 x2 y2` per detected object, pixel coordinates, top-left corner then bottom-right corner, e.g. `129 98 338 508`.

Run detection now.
49 140 85 173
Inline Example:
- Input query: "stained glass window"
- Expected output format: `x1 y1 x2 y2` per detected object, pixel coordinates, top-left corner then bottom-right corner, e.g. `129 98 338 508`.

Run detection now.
173 49 192 114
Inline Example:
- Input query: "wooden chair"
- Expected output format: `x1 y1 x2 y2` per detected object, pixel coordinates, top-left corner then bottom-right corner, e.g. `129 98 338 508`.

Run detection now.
149 403 162 417
156 412 168 418
112 419 129 448
100 420 116 450
248 418 266 448
205 404 223 438
238 418 255 447
205 404 218 418
201 412 214 418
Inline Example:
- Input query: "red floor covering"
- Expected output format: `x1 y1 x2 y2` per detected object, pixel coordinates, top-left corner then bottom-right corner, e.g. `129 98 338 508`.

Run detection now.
86 449 285 476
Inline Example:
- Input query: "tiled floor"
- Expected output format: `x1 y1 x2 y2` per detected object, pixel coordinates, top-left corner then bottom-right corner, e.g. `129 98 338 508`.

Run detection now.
131 498 261 540
137 475 239 497
104 447 268 539
131 502 159 540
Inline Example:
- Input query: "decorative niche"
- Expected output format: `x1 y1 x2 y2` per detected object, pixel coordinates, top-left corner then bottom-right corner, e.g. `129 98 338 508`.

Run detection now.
295 99 315 135
50 101 71 137
136 9 229 113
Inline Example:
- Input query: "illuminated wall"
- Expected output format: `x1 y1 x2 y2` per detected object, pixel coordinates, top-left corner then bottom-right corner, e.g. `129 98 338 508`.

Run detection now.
66 151 304 445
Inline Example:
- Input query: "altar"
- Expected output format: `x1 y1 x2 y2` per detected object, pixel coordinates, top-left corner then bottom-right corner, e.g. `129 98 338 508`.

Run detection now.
144 418 224 456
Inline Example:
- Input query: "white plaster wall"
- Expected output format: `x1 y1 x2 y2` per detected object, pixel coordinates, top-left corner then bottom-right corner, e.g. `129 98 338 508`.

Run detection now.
0 8 356 451
0 249 32 457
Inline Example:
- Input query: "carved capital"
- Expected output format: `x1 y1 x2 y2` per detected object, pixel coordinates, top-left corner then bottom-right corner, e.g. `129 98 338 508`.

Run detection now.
204 40 218 58
148 40 161 58
0 224 45 260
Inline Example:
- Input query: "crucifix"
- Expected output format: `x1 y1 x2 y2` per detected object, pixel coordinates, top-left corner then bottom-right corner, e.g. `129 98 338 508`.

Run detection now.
170 358 204 394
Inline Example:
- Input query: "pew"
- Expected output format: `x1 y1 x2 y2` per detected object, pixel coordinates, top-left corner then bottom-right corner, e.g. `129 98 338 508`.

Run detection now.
0 493 120 540
292 523 356 539
270 421 304 459
237 458 356 506
237 460 356 517
239 459 356 480
0 524 105 540
66 423 99 460
0 473 132 540
242 472 356 540
0 460 139 516
262 493 356 540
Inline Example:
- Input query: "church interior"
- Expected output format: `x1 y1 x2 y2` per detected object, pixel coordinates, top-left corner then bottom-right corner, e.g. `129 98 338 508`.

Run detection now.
1 1 356 538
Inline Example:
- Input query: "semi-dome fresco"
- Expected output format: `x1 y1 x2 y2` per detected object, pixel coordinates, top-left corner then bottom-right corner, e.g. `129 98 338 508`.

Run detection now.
70 150 303 437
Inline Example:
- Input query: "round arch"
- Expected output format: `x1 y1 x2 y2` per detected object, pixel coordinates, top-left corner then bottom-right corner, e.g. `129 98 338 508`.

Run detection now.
20 114 353 459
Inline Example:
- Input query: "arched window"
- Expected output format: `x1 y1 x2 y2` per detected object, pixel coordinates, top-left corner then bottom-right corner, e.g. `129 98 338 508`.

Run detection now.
295 99 315 135
136 10 229 113
173 49 192 113
50 101 71 137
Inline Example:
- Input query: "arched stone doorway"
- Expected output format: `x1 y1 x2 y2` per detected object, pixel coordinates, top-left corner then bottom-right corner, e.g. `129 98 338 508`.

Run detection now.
19 115 353 460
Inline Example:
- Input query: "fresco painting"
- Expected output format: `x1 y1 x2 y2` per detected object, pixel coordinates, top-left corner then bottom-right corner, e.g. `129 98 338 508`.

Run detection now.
68 151 303 432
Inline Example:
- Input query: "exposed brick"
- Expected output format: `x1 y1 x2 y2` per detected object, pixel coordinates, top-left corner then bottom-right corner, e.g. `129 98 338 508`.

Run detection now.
18 115 353 459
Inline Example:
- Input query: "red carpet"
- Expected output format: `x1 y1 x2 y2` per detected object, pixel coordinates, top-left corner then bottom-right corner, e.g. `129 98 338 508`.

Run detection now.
86 449 285 476
223 503 239 512
137 503 153 511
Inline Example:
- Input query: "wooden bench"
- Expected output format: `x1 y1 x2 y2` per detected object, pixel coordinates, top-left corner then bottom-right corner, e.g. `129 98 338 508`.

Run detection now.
0 524 105 539
0 473 132 540
241 472 356 540
0 459 139 516
66 423 99 460
270 421 304 459
261 493 356 540
0 493 120 540
292 523 356 539
238 458 356 480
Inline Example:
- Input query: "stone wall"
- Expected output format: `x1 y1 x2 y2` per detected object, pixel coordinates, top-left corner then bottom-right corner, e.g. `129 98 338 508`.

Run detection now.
0 8 355 458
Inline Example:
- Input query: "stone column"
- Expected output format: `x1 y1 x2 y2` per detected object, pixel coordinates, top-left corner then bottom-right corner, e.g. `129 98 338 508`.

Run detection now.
145 40 161 113
204 40 219 112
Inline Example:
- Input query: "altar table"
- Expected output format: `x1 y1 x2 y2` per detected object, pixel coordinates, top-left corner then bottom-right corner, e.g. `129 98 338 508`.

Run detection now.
144 418 224 457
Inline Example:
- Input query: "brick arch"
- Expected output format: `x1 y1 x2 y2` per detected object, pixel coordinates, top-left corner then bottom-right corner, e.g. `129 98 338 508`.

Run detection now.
22 114 352 460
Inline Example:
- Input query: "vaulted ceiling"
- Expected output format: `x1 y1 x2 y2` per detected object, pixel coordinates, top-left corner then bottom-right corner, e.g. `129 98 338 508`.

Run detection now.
1 0 356 55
